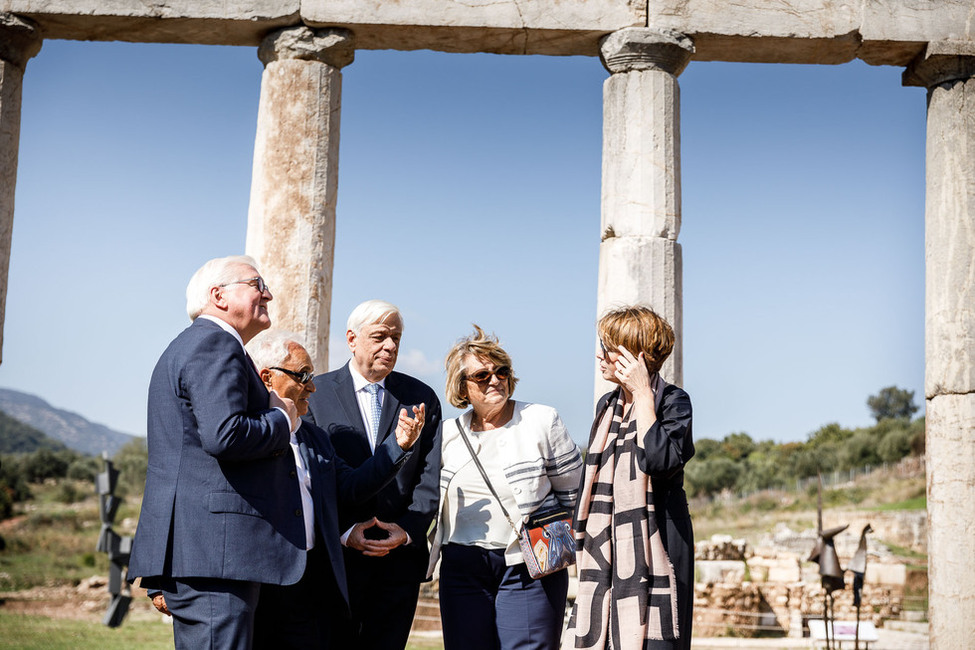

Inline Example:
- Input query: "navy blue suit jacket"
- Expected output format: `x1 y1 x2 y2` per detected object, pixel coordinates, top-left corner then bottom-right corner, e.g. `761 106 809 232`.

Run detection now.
294 420 412 605
305 363 442 582
129 318 304 586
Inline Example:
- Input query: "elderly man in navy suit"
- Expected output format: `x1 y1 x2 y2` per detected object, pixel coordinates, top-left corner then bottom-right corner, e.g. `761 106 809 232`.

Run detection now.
305 299 443 650
129 255 305 650
245 330 425 649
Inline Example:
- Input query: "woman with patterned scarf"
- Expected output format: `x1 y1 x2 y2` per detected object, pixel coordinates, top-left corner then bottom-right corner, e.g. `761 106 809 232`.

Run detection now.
564 305 695 650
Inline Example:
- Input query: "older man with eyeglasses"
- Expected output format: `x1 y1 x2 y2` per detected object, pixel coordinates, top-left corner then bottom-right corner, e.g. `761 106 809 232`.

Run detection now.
244 330 423 649
129 255 304 650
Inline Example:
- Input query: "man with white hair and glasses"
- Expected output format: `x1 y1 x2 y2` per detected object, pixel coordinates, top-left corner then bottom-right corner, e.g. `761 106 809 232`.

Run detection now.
129 255 302 650
245 329 424 648
305 299 442 649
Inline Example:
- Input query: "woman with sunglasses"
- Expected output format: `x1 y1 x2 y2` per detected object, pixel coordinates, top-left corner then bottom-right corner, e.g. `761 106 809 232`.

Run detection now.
564 305 695 650
428 325 583 650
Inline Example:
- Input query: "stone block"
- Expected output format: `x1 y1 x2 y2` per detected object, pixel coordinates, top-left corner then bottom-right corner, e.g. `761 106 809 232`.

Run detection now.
650 0 861 64
926 393 975 647
866 562 906 586
301 0 645 55
601 68 682 241
922 75 975 397
696 560 746 585
766 561 801 584
5 1 300 45
861 1 975 65
596 236 682 386
246 52 342 371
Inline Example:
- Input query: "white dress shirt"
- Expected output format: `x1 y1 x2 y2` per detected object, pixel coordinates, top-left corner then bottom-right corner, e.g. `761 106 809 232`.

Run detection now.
348 363 387 453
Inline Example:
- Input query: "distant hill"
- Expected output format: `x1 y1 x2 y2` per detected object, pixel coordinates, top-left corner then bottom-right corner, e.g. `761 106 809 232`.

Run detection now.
0 388 136 457
0 409 68 454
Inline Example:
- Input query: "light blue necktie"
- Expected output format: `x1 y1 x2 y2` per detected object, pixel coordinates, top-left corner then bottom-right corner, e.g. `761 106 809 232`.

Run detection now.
364 383 382 448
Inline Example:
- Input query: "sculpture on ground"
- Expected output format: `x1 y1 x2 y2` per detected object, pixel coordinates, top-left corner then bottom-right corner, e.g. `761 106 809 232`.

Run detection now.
95 453 132 627
807 474 849 650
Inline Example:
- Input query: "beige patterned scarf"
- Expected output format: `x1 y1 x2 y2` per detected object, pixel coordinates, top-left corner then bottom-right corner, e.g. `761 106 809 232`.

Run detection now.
564 380 679 649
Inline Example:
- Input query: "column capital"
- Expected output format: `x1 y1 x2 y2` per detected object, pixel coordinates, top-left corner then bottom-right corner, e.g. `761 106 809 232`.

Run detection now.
0 13 41 70
599 28 694 76
258 26 354 68
903 41 975 88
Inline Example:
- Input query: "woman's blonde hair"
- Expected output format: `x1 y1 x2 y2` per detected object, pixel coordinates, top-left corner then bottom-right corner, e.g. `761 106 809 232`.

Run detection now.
597 305 674 375
444 325 519 408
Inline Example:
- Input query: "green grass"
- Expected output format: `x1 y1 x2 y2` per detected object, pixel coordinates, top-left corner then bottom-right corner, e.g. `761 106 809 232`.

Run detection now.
882 541 927 562
872 495 926 511
0 611 174 649
0 611 444 650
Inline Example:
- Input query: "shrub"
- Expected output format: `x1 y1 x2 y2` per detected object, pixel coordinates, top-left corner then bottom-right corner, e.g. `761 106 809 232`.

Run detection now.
66 456 101 482
878 426 913 463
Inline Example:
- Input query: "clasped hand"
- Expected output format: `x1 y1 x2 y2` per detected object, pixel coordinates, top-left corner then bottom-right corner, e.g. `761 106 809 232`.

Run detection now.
347 518 408 557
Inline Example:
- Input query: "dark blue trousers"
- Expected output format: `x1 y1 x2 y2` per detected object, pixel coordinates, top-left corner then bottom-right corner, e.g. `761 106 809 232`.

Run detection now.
162 577 261 650
439 544 568 650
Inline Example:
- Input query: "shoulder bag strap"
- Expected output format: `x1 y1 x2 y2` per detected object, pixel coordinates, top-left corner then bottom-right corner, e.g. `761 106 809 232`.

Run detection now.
454 420 520 533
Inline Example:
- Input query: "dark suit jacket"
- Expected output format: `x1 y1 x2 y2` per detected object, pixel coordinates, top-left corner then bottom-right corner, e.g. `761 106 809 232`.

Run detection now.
294 420 412 606
305 363 442 582
129 318 305 586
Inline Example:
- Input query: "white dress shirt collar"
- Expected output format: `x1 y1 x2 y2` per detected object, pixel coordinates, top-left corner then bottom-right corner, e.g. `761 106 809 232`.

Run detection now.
197 314 245 351
348 361 387 392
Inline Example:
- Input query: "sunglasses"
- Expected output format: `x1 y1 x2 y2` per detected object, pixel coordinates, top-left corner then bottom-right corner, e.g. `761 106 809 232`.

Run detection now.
465 366 511 384
270 367 314 384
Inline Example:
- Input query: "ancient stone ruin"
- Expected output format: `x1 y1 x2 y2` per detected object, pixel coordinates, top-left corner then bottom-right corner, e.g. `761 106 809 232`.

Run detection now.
0 3 970 646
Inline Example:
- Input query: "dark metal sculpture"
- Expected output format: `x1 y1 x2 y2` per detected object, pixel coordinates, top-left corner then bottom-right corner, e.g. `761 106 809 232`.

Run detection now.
807 474 848 650
848 523 873 650
95 453 132 627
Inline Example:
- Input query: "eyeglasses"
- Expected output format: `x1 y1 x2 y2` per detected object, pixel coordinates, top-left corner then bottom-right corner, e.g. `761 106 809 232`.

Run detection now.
220 276 271 295
270 367 314 384
465 366 511 384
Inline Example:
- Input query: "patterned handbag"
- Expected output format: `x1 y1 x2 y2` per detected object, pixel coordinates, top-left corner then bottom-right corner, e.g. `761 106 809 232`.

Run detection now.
455 421 576 578
517 506 576 578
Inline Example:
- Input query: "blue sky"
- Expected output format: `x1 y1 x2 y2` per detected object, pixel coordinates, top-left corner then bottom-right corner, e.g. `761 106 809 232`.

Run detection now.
0 39 926 446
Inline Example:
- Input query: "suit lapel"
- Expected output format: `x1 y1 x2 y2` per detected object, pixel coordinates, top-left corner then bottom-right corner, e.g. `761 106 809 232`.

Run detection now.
376 375 401 447
333 365 365 430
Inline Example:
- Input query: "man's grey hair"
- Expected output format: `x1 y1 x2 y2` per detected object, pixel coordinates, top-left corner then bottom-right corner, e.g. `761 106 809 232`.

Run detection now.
346 299 403 334
246 329 305 372
185 255 260 321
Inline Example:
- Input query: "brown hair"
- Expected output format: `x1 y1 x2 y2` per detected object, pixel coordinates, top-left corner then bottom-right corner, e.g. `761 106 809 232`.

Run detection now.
597 305 674 375
444 325 519 408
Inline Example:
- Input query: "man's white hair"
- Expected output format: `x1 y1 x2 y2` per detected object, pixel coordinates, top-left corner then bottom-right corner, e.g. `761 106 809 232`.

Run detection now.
185 255 260 321
346 299 403 334
246 329 305 372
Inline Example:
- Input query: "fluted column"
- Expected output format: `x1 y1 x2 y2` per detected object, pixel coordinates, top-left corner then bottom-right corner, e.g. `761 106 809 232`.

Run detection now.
595 28 694 395
904 42 975 649
0 14 41 365
246 26 354 371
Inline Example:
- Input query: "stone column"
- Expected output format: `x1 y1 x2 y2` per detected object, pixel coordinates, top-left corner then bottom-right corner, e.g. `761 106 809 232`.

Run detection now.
0 14 41 365
246 26 353 372
596 28 694 395
904 42 975 649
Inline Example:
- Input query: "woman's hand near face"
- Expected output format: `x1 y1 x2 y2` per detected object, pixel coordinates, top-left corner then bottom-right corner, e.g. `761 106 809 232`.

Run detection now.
615 346 657 428
614 347 652 397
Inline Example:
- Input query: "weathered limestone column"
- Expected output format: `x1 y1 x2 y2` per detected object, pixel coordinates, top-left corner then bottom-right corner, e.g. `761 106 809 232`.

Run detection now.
246 26 353 372
596 28 693 395
0 14 41 365
904 42 975 649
